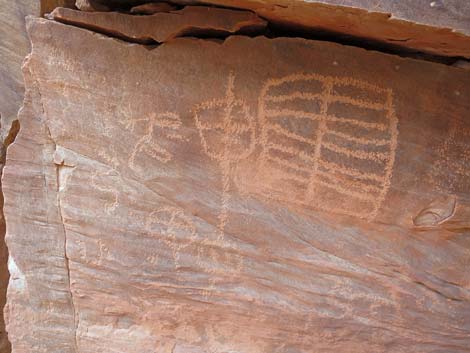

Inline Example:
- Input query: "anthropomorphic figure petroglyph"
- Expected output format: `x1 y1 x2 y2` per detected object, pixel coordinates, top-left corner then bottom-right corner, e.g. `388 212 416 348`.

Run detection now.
193 72 256 239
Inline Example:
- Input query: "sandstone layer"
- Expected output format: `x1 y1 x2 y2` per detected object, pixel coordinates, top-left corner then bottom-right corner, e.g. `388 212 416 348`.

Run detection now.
119 0 470 58
130 2 177 15
50 6 267 43
0 1 40 352
4 15 470 353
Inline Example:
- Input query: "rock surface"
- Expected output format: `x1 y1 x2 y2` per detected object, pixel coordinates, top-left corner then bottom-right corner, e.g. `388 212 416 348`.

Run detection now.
0 1 40 352
156 0 470 57
50 6 267 43
130 2 177 15
4 16 470 353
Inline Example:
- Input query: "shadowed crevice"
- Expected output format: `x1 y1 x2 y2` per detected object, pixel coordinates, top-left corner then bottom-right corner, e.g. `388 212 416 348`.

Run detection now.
0 118 19 353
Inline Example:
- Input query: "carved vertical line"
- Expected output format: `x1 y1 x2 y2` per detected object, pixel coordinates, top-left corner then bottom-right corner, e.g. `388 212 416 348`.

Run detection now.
371 89 399 219
306 78 333 200
217 72 236 241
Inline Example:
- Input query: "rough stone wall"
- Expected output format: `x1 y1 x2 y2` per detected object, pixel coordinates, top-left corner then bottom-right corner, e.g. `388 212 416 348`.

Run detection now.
4 10 470 352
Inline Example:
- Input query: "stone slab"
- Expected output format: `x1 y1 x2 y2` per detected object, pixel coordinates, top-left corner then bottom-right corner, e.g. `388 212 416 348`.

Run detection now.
50 6 267 44
4 16 470 353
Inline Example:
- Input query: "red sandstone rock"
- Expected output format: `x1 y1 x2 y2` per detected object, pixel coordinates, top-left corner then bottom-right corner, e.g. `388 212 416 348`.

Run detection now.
50 6 267 44
4 15 470 353
166 0 470 58
130 2 177 15
0 2 40 352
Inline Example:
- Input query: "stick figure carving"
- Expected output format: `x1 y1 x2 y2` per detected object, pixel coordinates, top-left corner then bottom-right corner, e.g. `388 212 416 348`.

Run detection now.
193 72 256 239
128 112 186 174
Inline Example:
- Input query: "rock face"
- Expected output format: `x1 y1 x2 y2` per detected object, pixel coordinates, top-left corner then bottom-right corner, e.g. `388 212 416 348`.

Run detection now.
50 6 267 43
4 14 470 353
0 1 40 352
0 0 39 139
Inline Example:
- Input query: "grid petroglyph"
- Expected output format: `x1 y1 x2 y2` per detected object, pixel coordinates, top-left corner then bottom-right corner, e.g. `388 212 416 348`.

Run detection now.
257 73 399 220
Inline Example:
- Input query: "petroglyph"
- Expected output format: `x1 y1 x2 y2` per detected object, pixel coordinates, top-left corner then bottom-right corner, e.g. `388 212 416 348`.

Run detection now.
431 119 470 194
145 206 199 269
97 240 110 266
144 205 244 298
91 169 120 215
193 72 256 239
128 112 186 173
257 73 398 220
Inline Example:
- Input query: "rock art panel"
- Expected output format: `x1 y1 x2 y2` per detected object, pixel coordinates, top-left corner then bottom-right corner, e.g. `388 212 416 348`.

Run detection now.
4 16 470 353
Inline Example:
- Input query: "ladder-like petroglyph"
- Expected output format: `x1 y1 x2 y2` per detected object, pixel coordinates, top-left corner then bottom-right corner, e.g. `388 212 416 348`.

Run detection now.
257 73 398 220
193 72 256 239
128 112 186 174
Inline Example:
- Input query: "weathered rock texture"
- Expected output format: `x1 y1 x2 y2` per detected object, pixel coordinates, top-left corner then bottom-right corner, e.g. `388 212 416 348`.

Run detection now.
0 1 40 352
149 0 470 58
0 0 39 138
4 15 470 353
50 6 267 43
130 2 177 15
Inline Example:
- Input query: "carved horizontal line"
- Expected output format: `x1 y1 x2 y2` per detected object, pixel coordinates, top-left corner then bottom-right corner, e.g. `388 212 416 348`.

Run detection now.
312 177 378 202
264 109 322 122
322 141 390 161
330 95 386 111
264 92 323 103
332 77 390 95
316 170 383 194
317 159 386 183
326 115 389 131
265 154 312 175
266 123 317 146
266 142 316 163
157 118 182 129
325 129 390 147
196 122 252 134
